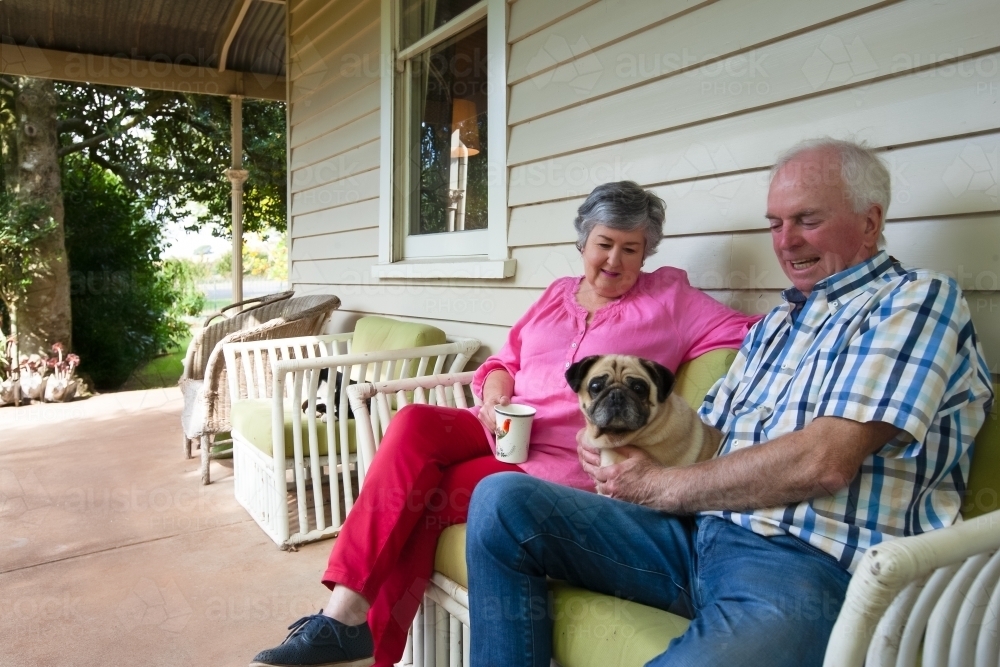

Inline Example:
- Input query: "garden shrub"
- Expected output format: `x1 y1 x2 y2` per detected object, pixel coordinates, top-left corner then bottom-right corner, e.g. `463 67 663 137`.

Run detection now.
63 158 186 389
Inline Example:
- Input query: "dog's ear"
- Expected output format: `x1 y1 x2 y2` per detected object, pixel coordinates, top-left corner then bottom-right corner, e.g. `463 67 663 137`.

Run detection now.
565 356 602 393
638 359 675 403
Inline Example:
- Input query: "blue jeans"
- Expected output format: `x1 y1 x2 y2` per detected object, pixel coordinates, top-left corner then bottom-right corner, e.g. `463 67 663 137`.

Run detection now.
467 473 851 667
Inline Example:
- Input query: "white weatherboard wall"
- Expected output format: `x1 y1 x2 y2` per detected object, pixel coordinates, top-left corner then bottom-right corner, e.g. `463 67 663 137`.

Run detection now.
288 0 1000 373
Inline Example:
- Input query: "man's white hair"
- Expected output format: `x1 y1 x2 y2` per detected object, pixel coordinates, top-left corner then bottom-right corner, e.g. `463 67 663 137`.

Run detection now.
771 138 891 248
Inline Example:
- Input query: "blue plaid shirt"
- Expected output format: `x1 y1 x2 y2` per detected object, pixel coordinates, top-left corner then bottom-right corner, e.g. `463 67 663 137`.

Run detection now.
700 251 994 572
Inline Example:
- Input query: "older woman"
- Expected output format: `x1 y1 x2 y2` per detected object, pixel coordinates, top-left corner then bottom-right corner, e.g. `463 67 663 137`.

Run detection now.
250 182 759 667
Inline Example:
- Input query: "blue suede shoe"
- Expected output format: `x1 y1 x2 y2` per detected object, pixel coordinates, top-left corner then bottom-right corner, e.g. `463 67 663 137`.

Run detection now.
250 612 374 667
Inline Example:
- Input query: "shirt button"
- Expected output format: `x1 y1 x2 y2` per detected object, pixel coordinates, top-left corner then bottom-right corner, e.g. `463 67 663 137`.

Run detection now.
831 300 839 308
571 342 577 348
781 363 788 370
565 362 571 368
732 440 739 446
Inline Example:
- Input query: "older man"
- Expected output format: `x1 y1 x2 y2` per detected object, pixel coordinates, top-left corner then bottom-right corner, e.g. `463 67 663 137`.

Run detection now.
466 139 994 667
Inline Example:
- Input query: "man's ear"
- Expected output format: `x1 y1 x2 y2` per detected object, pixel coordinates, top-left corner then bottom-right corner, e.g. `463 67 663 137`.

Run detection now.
565 356 601 393
864 204 883 246
638 359 675 403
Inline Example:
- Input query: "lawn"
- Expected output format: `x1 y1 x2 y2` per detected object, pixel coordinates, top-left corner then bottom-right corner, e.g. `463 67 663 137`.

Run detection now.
119 335 191 391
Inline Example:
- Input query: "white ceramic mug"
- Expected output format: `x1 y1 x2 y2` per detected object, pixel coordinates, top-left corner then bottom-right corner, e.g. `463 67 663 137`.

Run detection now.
493 403 536 464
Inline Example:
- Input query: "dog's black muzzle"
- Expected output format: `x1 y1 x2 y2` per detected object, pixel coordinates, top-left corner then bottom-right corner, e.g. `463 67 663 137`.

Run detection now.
588 386 650 434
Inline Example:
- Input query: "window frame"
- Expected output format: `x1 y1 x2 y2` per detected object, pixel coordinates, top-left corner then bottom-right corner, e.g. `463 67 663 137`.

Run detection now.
375 0 514 279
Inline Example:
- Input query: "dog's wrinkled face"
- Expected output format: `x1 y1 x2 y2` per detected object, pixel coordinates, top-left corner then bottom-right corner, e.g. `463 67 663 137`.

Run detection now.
565 355 675 436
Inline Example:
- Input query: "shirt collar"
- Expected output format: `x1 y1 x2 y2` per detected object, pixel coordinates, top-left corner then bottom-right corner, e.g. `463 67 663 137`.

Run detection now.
781 250 894 308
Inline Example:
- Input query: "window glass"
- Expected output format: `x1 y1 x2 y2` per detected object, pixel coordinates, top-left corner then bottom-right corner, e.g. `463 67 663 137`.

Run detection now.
404 22 488 235
400 0 482 48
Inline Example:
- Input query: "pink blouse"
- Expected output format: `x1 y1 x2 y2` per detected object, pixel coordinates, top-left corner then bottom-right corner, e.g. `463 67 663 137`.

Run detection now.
471 266 760 492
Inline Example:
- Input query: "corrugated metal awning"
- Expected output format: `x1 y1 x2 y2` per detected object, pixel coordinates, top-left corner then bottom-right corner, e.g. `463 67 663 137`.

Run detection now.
0 0 286 100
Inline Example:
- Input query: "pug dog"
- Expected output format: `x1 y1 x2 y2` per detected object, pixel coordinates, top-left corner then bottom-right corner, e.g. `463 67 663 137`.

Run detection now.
565 354 721 469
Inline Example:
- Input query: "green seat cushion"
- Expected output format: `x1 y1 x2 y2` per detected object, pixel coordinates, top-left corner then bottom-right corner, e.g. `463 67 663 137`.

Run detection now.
963 382 1000 519
674 348 738 410
231 399 358 458
229 317 444 460
349 316 448 381
351 315 447 352
551 582 690 667
435 524 468 586
433 526 689 667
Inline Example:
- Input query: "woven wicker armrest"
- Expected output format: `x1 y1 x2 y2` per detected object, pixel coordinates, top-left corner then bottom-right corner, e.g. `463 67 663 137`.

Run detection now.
202 290 295 327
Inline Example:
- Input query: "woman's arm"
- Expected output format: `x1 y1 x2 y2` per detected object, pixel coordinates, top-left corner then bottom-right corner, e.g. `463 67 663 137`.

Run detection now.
664 268 761 362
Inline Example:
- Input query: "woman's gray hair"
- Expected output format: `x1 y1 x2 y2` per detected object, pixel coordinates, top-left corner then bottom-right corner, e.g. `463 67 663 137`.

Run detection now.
574 181 665 259
771 138 891 248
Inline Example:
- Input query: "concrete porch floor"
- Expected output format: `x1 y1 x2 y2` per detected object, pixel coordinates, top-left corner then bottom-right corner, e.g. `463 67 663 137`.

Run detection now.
0 388 334 667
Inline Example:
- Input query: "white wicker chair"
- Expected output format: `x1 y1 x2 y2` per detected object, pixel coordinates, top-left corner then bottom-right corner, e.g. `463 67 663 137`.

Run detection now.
179 294 341 484
223 332 480 549
823 510 1000 667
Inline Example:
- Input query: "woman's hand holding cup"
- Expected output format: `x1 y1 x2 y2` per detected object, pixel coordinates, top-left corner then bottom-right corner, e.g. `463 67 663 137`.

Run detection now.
478 369 515 432
478 393 510 432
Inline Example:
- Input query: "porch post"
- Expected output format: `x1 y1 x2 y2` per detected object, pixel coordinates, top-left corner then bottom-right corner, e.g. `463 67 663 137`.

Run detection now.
226 93 249 305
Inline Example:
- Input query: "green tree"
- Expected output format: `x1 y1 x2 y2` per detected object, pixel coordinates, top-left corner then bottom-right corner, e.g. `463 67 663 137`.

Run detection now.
0 75 287 357
0 77 71 355
159 258 208 318
62 157 185 389
56 85 287 236
0 191 55 385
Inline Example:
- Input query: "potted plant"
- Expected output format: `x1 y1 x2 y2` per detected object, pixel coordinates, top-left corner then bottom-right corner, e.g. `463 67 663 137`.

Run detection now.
43 342 80 402
19 353 48 401
0 336 16 406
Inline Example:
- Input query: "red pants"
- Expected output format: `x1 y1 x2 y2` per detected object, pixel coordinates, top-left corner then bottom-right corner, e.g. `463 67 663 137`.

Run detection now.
322 404 524 666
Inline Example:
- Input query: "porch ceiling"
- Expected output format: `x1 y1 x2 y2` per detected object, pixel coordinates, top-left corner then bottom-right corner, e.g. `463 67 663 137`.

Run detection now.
0 0 286 100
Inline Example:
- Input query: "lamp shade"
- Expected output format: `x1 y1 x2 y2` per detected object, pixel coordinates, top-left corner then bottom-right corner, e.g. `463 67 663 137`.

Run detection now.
450 98 480 157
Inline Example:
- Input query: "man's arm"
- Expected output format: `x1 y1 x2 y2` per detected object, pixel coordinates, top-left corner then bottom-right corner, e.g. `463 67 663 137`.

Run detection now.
579 417 901 513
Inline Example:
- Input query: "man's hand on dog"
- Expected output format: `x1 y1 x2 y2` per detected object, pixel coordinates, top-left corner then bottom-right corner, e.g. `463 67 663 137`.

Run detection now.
577 429 672 509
